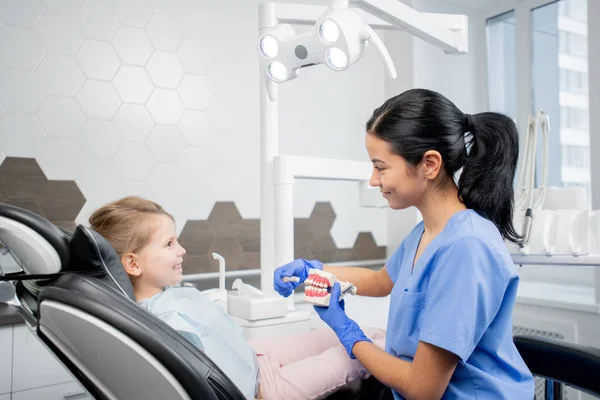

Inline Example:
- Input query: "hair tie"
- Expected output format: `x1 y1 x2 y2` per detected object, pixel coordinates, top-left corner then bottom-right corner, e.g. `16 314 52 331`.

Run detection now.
464 114 474 132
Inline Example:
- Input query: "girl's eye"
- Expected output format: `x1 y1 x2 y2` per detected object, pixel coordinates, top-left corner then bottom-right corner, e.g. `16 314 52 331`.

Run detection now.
375 166 384 171
167 241 172 247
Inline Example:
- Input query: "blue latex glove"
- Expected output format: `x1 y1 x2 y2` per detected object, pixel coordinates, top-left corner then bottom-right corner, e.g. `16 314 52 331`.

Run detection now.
314 282 372 359
273 258 323 297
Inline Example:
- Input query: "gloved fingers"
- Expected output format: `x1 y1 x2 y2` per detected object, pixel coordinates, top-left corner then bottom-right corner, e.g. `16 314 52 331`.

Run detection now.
273 280 293 297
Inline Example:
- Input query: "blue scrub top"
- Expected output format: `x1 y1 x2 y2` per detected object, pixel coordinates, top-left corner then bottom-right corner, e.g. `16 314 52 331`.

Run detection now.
385 209 534 399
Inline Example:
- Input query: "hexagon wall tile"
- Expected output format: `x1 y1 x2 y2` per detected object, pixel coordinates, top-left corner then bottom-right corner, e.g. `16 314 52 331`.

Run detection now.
151 0 183 15
179 146 214 182
35 12 84 56
146 13 183 52
37 96 86 138
0 114 47 157
76 160 122 203
177 38 212 75
114 142 154 181
37 137 86 180
42 0 82 14
147 126 185 162
118 180 153 200
177 110 215 146
0 25 46 71
112 27 153 66
111 0 153 28
76 0 120 41
112 66 153 104
146 162 187 211
0 0 44 27
177 75 212 110
175 2 204 40
76 80 121 120
0 70 46 113
77 120 122 160
37 54 85 96
113 104 154 142
76 40 120 80
146 89 184 125
206 96 233 131
0 158 47 199
146 51 184 89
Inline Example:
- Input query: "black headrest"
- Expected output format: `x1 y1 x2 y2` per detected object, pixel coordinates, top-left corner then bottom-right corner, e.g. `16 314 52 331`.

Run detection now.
67 226 136 301
0 203 71 268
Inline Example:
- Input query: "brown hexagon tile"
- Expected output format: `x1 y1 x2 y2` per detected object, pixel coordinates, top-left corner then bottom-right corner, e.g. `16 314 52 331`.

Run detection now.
311 233 336 262
4 199 45 217
294 218 314 260
309 202 336 235
208 202 242 237
178 220 215 256
237 219 260 252
353 232 386 260
38 181 86 222
334 249 358 263
0 157 47 200
182 254 217 275
211 237 243 270
53 221 77 232
239 251 260 270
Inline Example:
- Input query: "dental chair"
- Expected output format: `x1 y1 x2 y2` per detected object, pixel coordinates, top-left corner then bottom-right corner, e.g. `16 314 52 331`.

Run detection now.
0 203 392 400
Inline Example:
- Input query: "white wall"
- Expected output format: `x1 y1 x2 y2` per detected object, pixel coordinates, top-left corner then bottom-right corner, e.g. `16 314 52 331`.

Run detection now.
0 0 388 250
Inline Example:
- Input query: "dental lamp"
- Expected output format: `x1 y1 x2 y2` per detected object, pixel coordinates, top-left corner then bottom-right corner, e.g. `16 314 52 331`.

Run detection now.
258 0 397 101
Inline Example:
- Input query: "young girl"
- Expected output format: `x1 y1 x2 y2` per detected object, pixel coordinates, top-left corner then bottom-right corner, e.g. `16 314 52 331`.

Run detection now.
275 89 535 399
89 196 385 400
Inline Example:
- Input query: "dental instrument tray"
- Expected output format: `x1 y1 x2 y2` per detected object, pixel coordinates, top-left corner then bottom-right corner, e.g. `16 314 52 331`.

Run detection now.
227 278 288 321
303 268 357 307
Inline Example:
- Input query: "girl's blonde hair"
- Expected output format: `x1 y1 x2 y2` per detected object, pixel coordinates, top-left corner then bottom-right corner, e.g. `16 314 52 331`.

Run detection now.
89 196 174 258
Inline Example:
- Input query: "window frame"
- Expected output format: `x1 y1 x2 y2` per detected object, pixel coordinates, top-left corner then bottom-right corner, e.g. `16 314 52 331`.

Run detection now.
475 0 598 288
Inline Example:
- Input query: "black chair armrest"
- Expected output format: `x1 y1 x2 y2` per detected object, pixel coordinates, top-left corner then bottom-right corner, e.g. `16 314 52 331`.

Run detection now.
514 335 600 398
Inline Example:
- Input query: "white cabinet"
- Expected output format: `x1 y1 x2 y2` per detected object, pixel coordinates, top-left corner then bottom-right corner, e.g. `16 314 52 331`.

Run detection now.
12 381 90 400
0 326 12 395
12 325 73 392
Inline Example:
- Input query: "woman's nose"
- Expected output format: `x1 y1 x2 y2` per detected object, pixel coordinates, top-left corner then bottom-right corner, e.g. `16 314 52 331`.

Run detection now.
369 170 380 187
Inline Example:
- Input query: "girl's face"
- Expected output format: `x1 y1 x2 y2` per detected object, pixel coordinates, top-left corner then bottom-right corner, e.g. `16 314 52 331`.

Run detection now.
128 215 187 291
365 133 428 210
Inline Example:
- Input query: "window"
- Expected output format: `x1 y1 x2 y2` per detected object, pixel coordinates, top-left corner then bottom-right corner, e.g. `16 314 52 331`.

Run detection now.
486 11 516 120
532 0 589 196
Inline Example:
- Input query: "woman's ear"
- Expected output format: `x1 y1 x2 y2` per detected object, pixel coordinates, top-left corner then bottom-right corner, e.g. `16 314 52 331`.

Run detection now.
422 150 443 180
121 253 142 277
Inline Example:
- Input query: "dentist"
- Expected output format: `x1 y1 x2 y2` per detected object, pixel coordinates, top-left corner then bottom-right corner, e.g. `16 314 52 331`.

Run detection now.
274 89 535 399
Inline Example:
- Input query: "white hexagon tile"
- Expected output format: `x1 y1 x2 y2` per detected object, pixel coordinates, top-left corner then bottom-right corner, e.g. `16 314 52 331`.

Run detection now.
77 120 122 160
75 0 120 41
146 51 184 89
177 75 212 110
178 110 215 146
0 70 46 113
146 13 183 52
37 137 86 180
0 25 46 71
0 0 45 27
177 38 212 75
147 126 185 162
113 104 154 142
112 66 154 104
37 54 85 96
42 0 82 15
35 12 85 56
37 96 86 138
111 0 153 28
76 40 120 81
112 27 153 66
76 80 121 120
0 113 47 157
146 89 184 125
114 142 154 181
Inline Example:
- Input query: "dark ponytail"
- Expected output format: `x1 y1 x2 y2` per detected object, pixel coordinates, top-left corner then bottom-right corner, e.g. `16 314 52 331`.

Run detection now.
366 88 521 244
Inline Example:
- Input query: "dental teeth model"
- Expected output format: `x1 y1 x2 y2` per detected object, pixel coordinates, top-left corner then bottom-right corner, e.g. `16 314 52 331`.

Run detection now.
303 268 357 307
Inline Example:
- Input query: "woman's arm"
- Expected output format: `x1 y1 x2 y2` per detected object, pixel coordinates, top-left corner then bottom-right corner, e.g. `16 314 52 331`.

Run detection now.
323 265 394 297
352 340 458 400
